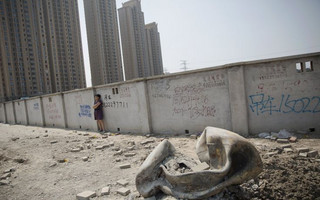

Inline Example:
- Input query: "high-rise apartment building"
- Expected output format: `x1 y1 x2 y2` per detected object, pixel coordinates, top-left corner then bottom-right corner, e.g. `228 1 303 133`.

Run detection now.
118 0 150 80
0 0 86 102
145 22 163 76
84 0 123 86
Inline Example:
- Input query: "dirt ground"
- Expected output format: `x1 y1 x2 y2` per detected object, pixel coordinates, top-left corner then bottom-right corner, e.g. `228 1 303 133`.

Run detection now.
0 124 319 200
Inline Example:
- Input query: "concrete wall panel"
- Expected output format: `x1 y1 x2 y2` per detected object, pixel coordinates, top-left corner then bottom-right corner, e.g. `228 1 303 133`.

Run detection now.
64 89 97 130
95 82 150 134
245 55 320 133
0 103 6 123
148 69 232 134
42 94 66 128
5 102 15 124
26 98 44 126
14 100 28 125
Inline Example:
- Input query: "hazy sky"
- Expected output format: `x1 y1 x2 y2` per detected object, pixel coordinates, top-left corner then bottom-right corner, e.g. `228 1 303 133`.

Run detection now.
78 0 320 87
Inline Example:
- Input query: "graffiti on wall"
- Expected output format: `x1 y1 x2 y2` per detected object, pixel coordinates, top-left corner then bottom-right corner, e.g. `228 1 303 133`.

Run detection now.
33 103 39 110
258 65 287 81
45 103 61 120
119 87 131 98
78 105 92 118
103 93 129 109
249 93 320 115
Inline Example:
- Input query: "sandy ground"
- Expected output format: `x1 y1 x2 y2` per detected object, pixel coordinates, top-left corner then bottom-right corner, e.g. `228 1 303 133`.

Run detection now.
0 124 319 200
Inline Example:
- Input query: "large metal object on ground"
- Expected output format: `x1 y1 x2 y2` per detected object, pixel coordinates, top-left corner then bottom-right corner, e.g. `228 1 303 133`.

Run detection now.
136 127 263 199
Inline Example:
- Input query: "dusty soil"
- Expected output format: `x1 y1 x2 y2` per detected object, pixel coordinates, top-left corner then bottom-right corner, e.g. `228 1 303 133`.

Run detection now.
0 124 319 200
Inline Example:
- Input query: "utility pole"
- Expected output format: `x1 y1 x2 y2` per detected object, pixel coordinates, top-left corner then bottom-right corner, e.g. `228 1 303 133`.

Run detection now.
180 60 189 71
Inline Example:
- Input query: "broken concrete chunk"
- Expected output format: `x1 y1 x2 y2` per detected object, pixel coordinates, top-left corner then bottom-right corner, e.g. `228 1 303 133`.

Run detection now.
82 157 89 162
191 162 210 172
119 164 131 169
83 133 89 136
95 146 104 150
307 150 318 158
266 152 278 156
283 148 293 153
50 140 58 144
71 148 81 152
277 139 288 144
0 173 11 180
140 139 155 145
102 135 108 139
117 179 129 186
114 150 123 156
49 163 57 167
101 186 110 196
127 146 135 151
281 144 292 149
43 134 48 137
115 158 121 162
117 187 130 196
299 152 308 157
296 148 309 153
124 153 136 157
4 168 16 174
289 136 297 143
0 180 10 185
109 142 115 146
76 190 96 200
112 147 121 151
190 134 198 139
11 137 20 141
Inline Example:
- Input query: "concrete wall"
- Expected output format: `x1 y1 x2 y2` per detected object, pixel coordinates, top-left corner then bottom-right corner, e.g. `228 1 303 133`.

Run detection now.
244 55 320 133
148 69 231 134
95 81 151 134
0 53 319 135
26 98 44 126
4 102 15 124
42 94 66 128
13 100 28 125
0 103 6 123
64 89 97 130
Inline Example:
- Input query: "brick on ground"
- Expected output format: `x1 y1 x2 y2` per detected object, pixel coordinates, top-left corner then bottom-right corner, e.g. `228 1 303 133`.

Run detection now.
117 187 130 196
82 157 89 161
76 191 96 200
296 148 309 153
299 152 308 157
307 150 318 158
95 146 104 150
281 144 292 149
277 139 288 144
113 150 123 156
266 152 278 156
124 153 136 157
71 148 81 152
101 186 110 196
283 148 293 153
117 179 129 186
50 140 58 144
191 162 210 172
289 136 297 142
119 164 131 169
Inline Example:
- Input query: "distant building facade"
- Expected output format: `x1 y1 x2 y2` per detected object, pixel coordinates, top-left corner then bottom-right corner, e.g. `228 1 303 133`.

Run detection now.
118 0 150 80
0 0 86 102
84 0 123 86
145 22 163 76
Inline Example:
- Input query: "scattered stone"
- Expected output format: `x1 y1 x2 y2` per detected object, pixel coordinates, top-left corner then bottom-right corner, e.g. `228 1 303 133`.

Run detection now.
83 133 89 136
191 162 210 172
43 134 48 137
4 168 16 173
307 150 318 158
78 133 82 136
73 130 77 133
11 137 19 141
0 173 11 180
117 179 129 186
127 146 135 151
49 163 57 167
114 150 123 156
0 180 10 185
258 132 270 138
190 134 198 139
95 146 104 150
119 164 131 169
266 152 278 156
50 140 58 144
112 147 120 151
289 136 297 143
283 148 293 153
128 141 135 146
76 190 96 200
45 130 48 133
86 144 91 149
101 186 110 196
124 153 136 157
115 158 121 162
145 134 151 138
281 144 292 149
117 187 130 196
35 136 39 139
277 139 288 144
299 152 308 157
140 139 155 145
296 148 309 153
102 135 108 139
82 157 89 162
57 158 67 163
102 144 110 148
144 145 152 149
14 158 27 163
109 142 115 146
71 148 81 152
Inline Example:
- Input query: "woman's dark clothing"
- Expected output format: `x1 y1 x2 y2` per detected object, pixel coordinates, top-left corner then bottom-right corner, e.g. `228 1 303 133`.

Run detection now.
94 99 103 120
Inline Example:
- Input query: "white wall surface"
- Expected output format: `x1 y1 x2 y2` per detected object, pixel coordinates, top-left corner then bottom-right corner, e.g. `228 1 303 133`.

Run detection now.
42 95 66 128
26 98 44 126
14 100 28 125
0 103 6 123
4 102 15 124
